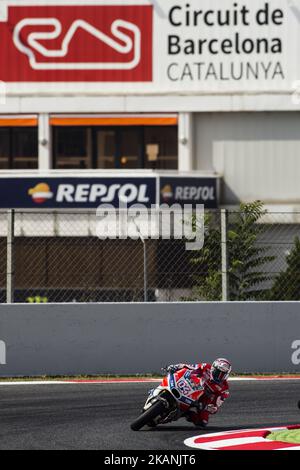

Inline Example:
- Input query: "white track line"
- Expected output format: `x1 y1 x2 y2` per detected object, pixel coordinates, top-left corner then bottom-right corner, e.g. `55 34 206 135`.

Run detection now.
0 381 72 385
194 436 267 450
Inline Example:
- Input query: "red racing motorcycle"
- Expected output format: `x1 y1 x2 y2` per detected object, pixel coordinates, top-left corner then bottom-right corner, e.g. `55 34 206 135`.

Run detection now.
131 368 206 431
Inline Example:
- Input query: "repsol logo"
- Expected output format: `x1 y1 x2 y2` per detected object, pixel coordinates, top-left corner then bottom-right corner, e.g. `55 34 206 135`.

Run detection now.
56 184 150 204
0 340 6 365
291 340 300 365
29 182 151 205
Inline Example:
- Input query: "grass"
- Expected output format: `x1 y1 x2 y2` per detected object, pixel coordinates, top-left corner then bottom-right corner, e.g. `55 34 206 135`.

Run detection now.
267 428 300 444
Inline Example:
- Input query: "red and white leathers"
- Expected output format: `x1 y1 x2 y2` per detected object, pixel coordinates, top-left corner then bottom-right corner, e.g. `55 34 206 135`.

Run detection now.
169 363 230 426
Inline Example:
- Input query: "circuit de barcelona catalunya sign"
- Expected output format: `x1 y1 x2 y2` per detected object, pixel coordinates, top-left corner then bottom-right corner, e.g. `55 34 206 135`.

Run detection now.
0 176 219 209
0 0 298 93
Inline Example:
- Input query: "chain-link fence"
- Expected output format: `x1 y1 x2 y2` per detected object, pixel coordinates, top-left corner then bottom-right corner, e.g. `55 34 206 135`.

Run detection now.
1 208 300 303
225 209 300 302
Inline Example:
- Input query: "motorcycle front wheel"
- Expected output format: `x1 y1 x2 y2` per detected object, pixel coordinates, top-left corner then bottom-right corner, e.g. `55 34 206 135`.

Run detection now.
130 400 167 431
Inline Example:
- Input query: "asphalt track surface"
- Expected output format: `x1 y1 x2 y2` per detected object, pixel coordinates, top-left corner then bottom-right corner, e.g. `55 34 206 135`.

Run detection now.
0 380 299 450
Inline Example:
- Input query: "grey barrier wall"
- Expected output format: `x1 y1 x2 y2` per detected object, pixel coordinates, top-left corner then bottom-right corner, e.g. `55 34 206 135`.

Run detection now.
0 302 300 377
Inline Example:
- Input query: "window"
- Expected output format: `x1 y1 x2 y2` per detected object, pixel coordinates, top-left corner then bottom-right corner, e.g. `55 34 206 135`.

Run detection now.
97 129 116 169
53 125 178 170
53 127 92 169
144 127 178 170
0 129 9 169
0 127 38 169
119 128 141 169
12 128 38 169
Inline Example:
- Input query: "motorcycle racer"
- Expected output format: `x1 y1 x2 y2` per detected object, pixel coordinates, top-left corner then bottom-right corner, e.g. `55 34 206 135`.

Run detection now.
165 358 231 427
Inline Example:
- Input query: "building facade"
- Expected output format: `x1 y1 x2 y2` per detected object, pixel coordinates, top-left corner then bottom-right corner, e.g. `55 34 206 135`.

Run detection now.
0 0 300 302
0 0 299 211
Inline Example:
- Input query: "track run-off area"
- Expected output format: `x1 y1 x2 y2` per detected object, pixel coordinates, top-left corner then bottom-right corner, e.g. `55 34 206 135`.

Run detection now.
0 378 299 450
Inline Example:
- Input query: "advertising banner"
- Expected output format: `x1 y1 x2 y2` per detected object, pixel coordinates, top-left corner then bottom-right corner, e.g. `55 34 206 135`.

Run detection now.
0 177 157 208
0 175 219 209
160 176 218 209
0 0 297 94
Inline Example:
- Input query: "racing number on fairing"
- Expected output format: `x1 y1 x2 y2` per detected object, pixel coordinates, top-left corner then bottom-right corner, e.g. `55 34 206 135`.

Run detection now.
177 379 192 396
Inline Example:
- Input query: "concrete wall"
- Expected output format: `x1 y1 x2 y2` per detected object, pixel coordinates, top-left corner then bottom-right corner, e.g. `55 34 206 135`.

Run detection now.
0 302 299 377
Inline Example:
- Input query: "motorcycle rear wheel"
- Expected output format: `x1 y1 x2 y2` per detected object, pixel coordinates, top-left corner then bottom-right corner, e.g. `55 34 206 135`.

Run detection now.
130 401 166 431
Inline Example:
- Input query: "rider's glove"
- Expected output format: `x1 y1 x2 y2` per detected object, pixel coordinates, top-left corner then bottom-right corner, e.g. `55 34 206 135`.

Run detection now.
205 404 218 414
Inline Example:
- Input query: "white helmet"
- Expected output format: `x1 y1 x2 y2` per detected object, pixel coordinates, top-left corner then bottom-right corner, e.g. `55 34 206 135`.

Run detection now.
211 358 232 384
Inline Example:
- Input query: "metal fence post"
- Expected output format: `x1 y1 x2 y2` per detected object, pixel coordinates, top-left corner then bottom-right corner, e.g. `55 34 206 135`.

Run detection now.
132 218 148 302
221 209 229 302
143 239 148 302
6 209 15 303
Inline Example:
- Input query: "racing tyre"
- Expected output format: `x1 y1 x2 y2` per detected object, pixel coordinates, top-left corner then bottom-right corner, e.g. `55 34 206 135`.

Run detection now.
130 401 166 431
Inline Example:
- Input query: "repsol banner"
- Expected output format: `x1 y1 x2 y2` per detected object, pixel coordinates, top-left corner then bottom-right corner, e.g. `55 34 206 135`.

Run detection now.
160 177 218 209
0 176 219 209
0 177 157 209
0 0 296 94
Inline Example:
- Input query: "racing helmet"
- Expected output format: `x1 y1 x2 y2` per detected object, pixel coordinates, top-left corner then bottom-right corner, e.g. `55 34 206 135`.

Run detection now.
211 358 232 384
